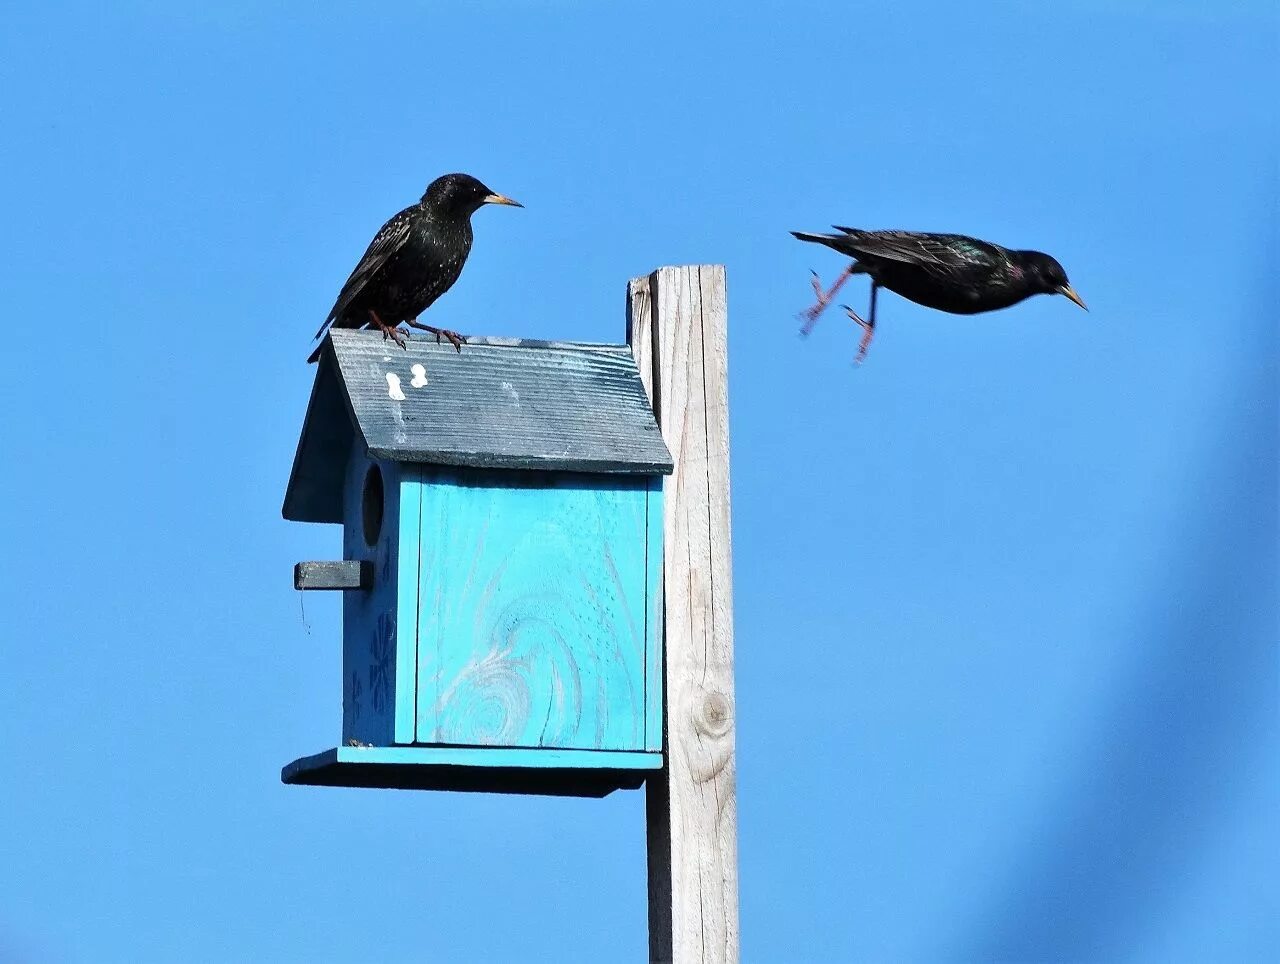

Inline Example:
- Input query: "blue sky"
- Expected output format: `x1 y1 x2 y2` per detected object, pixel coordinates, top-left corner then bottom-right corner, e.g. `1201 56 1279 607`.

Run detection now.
1 2 1275 961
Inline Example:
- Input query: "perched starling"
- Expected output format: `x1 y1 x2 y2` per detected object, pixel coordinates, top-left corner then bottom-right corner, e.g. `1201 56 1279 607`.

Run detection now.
310 173 521 361
792 227 1087 363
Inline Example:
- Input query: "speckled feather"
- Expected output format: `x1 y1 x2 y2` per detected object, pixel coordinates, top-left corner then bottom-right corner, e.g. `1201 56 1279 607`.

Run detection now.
314 203 473 340
310 173 521 358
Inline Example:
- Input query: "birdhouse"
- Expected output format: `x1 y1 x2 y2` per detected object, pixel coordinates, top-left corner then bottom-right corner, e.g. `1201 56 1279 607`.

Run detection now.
281 329 673 797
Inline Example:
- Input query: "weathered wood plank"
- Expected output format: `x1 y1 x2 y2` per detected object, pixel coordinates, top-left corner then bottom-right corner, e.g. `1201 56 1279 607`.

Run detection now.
287 333 675 524
293 560 371 591
349 336 668 467
627 276 657 411
632 266 738 964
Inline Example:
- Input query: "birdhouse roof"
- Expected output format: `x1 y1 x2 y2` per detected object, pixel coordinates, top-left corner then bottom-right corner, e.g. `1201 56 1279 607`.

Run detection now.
283 330 674 523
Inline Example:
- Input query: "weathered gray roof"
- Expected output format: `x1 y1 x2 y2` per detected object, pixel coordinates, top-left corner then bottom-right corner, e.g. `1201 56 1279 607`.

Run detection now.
283 330 673 523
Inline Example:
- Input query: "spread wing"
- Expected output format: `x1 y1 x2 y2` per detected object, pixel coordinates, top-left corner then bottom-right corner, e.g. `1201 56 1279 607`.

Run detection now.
831 227 1006 281
312 206 415 340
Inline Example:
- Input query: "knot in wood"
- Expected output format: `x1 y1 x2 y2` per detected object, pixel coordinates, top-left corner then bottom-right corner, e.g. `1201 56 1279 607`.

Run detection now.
695 690 733 738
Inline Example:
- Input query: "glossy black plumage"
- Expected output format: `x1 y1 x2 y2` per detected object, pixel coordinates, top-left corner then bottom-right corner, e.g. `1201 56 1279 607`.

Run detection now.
792 227 1086 363
310 173 521 360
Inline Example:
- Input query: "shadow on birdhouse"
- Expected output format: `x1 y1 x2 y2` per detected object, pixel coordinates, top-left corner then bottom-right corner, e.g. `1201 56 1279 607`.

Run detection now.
281 330 673 797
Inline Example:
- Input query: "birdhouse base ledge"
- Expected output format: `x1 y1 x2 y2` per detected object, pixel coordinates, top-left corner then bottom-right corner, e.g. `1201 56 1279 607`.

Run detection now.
281 746 664 798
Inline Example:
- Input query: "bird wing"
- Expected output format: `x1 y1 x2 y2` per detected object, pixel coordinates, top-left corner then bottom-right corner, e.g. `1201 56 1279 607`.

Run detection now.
312 206 416 341
831 227 1005 278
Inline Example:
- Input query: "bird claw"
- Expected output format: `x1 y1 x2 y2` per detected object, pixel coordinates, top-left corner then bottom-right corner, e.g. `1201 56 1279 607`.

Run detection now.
798 283 830 336
369 309 408 349
797 305 825 337
437 329 465 353
403 318 466 352
842 305 875 364
798 265 855 336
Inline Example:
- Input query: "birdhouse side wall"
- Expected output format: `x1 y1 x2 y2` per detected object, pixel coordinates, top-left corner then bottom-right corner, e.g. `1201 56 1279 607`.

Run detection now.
341 443 410 747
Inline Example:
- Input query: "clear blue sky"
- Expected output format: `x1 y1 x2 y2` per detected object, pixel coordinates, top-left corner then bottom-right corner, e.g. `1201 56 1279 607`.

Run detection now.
1 2 1275 961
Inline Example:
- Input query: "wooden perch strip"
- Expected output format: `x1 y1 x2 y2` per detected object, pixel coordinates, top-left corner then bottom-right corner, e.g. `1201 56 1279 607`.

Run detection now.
293 561 372 591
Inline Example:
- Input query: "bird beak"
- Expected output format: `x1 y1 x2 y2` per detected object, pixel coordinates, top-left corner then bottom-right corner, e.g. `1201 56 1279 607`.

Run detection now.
482 193 523 208
1058 284 1088 311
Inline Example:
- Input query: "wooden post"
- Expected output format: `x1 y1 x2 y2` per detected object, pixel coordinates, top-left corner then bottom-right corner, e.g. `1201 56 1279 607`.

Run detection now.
628 265 739 964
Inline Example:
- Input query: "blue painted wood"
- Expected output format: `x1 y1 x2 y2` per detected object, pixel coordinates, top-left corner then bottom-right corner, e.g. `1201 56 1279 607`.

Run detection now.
394 468 423 744
644 476 665 751
341 442 404 747
415 468 651 751
282 357 353 523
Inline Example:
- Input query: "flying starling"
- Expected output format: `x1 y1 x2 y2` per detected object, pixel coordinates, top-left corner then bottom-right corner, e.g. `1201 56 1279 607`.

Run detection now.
310 173 521 361
791 227 1087 363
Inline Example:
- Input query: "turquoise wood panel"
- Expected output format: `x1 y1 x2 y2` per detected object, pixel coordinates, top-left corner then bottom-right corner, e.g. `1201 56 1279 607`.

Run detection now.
341 442 403 747
644 476 665 751
415 469 650 751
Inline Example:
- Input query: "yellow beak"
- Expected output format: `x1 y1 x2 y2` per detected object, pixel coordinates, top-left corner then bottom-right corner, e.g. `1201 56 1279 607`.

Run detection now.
482 193 523 208
1058 284 1087 310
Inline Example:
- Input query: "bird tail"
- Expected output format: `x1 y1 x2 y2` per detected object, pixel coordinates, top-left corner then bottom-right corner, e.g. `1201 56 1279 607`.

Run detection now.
305 319 333 365
790 230 839 246
791 228 865 249
313 307 350 342
310 307 359 360
791 229 869 263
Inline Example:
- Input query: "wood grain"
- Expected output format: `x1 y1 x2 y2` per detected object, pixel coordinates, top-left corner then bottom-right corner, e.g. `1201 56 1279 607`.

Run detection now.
343 332 671 470
414 467 652 752
627 277 657 410
631 266 739 964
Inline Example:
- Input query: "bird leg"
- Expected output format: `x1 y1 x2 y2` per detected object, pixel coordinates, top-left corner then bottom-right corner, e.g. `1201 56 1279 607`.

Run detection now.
402 317 466 353
798 263 855 335
368 309 408 350
843 282 879 365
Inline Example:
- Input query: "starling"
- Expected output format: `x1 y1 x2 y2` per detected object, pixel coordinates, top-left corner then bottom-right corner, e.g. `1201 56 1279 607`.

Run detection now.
791 227 1087 363
310 173 521 361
